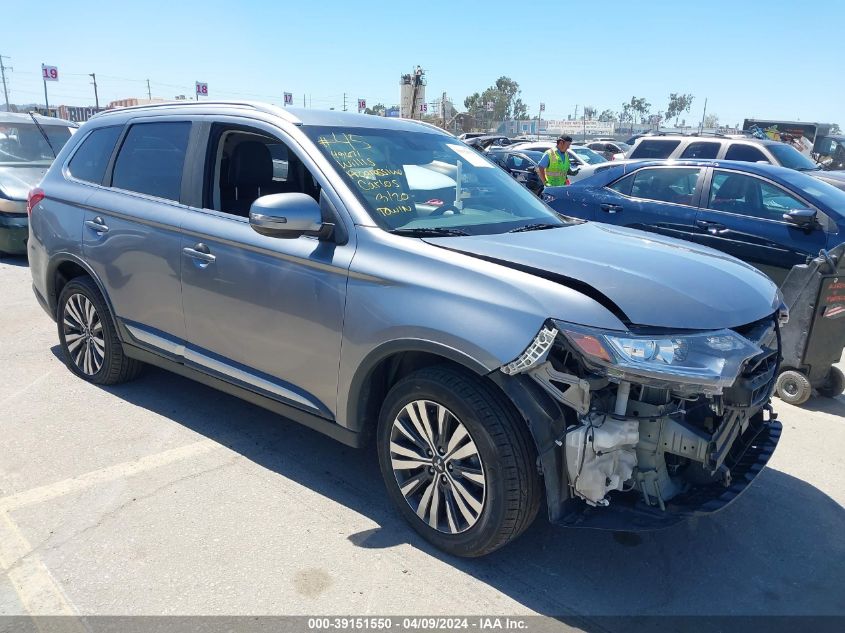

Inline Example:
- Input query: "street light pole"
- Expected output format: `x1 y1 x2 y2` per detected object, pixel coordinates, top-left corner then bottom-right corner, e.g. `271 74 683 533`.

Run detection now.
42 62 49 115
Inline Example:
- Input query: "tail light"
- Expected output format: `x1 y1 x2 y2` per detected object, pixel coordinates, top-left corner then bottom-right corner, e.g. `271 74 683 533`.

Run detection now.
27 188 45 216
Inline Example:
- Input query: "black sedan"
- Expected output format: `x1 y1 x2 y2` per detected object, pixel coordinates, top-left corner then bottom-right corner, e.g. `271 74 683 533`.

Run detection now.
487 149 544 195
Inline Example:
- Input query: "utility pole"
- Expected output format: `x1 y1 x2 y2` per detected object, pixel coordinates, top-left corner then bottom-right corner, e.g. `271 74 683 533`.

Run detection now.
146 79 152 100
42 62 49 115
0 55 11 111
442 91 446 129
303 94 305 107
342 93 347 112
699 97 708 134
89 73 99 110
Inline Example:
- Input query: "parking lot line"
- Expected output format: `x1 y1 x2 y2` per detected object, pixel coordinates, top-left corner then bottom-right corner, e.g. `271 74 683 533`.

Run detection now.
0 512 80 619
0 439 222 513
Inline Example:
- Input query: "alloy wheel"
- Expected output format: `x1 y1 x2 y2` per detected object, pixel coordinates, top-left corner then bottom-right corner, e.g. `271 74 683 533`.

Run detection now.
62 293 105 376
389 400 486 534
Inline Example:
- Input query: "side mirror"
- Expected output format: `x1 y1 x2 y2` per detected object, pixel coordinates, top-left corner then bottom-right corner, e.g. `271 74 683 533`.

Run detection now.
783 209 817 228
249 193 333 239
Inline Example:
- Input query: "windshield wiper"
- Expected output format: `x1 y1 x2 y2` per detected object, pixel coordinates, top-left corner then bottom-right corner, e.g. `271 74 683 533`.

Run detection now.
28 112 57 158
388 227 469 237
507 222 563 233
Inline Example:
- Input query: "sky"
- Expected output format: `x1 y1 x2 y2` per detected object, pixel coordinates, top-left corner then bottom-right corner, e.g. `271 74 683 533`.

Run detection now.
2 0 843 127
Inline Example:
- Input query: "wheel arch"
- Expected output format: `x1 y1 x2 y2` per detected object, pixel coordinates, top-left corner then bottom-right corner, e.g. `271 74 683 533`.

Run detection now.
345 340 492 442
48 254 116 325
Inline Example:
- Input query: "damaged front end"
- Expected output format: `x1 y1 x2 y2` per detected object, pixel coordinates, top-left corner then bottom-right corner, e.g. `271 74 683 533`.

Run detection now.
492 314 783 530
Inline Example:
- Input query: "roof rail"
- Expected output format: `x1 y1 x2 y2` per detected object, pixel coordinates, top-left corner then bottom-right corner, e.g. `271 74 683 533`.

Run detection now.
91 100 301 124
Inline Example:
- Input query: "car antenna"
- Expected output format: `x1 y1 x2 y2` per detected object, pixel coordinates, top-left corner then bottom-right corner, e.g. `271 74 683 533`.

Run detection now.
28 111 57 158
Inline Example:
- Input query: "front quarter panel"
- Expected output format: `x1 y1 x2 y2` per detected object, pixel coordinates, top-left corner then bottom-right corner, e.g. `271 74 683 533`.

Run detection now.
337 226 626 429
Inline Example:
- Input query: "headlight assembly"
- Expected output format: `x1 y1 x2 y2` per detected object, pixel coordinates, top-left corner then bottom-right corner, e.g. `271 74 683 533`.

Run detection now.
556 321 762 391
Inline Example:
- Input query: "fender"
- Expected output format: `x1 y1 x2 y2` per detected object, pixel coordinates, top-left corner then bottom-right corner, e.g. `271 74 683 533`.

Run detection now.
344 338 490 434
45 252 121 338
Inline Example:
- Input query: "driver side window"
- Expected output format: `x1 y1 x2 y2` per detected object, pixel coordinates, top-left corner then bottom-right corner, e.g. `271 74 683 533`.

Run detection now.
204 124 321 217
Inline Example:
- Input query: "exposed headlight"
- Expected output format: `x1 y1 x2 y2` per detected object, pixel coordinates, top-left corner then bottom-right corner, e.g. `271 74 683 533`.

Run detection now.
556 321 762 391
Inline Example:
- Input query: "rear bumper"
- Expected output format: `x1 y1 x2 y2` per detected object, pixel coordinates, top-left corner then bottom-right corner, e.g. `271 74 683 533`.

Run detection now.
0 211 29 255
555 411 782 531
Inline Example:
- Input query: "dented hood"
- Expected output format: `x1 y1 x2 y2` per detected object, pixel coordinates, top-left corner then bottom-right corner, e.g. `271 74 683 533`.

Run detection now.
424 222 780 330
0 165 49 200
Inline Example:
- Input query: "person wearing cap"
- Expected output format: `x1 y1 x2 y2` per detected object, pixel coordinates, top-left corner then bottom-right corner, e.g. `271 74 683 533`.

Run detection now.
537 136 579 187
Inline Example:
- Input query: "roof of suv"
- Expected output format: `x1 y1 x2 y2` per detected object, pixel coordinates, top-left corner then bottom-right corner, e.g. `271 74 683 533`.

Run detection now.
633 135 781 147
90 100 448 134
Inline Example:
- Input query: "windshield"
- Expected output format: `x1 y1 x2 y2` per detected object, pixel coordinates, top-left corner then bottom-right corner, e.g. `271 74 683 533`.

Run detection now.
780 170 845 216
768 143 820 171
0 123 73 164
570 147 607 165
305 126 567 234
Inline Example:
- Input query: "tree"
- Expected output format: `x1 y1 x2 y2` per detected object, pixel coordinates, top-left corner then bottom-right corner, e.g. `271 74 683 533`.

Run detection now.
583 106 597 120
626 96 651 126
620 102 634 132
364 102 386 116
598 109 617 123
463 76 529 125
666 93 694 126
703 113 719 129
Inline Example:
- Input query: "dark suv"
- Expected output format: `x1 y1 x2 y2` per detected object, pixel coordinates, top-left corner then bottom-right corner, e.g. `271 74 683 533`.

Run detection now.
28 102 784 556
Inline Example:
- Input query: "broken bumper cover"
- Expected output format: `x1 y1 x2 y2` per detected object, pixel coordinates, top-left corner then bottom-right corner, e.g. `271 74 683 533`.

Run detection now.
554 411 782 531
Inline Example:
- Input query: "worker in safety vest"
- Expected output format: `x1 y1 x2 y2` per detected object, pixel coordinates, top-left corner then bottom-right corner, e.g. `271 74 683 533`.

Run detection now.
537 135 579 187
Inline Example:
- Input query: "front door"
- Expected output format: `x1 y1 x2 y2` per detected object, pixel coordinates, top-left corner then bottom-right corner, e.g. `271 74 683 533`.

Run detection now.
179 122 354 419
694 168 828 284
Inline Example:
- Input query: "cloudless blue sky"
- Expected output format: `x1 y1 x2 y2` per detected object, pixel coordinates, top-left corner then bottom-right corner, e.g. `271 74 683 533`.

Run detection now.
2 0 843 126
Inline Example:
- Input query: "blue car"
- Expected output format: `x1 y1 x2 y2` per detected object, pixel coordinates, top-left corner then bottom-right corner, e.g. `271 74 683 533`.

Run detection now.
544 160 845 284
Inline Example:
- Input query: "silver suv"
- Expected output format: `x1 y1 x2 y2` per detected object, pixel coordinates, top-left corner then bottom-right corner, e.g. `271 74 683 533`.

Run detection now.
628 134 821 172
28 102 784 556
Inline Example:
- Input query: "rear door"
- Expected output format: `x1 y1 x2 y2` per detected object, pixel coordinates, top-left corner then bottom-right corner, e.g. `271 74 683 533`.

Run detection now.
693 168 828 284
81 119 194 349
594 165 704 242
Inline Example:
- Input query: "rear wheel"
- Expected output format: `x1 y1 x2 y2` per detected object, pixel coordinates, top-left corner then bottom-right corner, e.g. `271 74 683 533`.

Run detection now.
376 365 541 557
57 277 143 385
775 369 812 406
817 366 845 399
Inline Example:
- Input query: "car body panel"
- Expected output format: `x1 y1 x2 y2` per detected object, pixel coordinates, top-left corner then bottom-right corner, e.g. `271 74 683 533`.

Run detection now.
423 222 779 330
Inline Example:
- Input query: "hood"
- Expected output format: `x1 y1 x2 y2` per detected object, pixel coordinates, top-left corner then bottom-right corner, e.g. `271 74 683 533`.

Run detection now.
424 222 779 330
0 165 50 200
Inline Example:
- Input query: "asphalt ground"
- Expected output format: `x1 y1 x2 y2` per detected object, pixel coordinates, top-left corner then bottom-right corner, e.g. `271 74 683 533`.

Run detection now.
1 254 843 631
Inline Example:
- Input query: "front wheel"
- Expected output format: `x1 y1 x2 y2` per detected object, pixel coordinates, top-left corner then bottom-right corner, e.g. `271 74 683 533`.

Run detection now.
377 366 541 557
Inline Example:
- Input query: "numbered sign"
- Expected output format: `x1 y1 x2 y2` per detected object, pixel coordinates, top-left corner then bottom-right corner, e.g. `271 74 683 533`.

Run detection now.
485 101 494 112
539 102 546 112
283 92 293 105
358 98 366 112
419 103 428 114
195 82 208 97
41 65 59 82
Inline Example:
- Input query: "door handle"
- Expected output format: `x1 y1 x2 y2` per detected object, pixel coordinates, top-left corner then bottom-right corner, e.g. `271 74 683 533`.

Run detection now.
600 204 623 213
182 243 216 264
84 217 109 233
696 220 727 235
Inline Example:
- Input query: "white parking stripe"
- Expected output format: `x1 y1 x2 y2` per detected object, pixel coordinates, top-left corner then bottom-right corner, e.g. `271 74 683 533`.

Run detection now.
0 439 222 513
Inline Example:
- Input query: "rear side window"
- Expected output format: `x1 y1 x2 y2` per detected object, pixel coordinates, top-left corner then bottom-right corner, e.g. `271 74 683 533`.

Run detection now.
629 139 680 159
111 122 191 201
627 167 701 204
680 142 720 159
724 144 769 163
67 126 122 184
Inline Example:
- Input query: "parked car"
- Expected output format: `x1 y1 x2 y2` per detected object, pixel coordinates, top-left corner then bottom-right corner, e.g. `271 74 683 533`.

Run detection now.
0 112 76 256
587 141 630 161
811 170 845 192
30 102 783 557
486 149 544 195
506 141 609 181
544 159 845 284
627 134 821 173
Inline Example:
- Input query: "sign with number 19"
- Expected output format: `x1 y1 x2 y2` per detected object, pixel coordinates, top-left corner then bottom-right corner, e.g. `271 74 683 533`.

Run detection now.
41 65 59 82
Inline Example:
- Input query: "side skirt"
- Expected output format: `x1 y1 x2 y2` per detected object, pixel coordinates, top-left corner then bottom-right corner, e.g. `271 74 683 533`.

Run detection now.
122 343 364 449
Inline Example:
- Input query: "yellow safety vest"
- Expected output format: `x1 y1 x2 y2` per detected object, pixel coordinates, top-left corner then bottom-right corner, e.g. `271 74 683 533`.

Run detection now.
543 149 570 186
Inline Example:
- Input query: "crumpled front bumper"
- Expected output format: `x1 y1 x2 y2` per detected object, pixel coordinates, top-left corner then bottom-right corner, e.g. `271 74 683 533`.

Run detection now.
0 200 29 255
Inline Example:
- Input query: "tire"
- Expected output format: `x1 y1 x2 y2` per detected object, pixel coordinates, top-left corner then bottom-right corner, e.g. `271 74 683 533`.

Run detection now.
817 366 845 399
57 276 143 385
775 369 812 406
376 365 542 557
